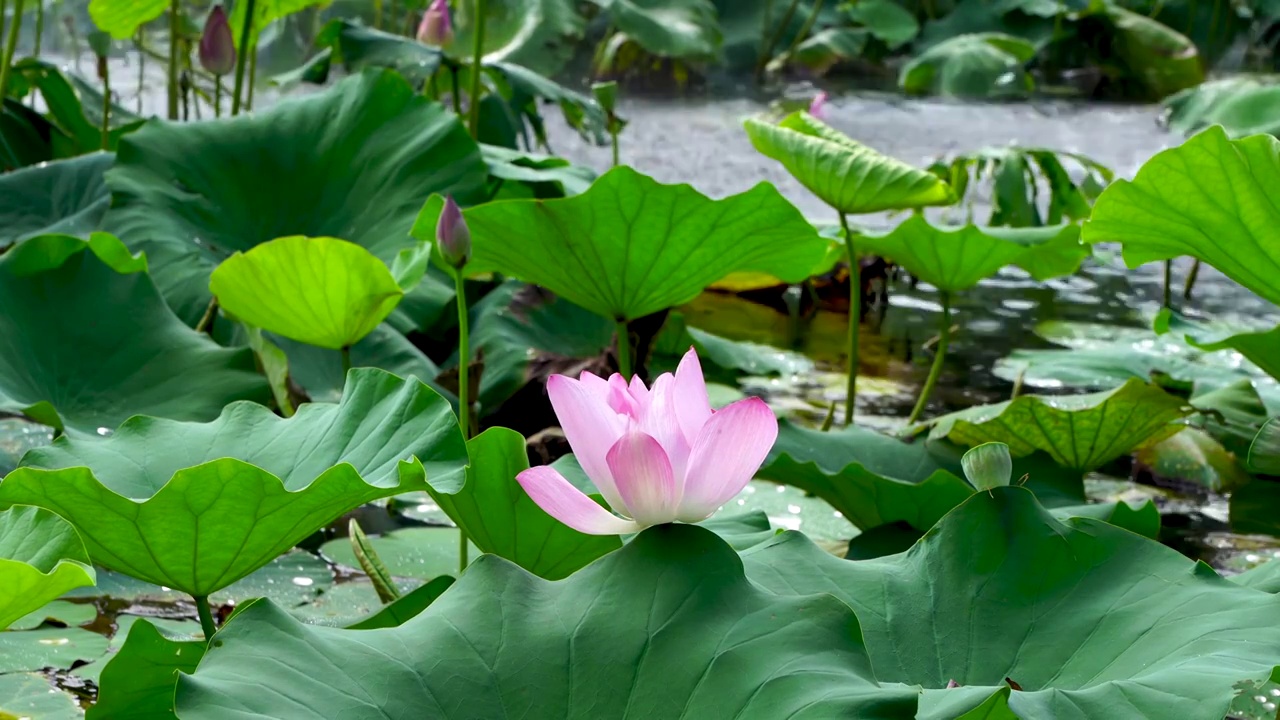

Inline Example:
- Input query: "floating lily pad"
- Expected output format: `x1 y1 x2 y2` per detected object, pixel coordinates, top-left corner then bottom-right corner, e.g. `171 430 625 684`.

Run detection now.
1084 126 1280 307
0 233 269 434
742 487 1280 719
104 69 487 326
3 369 467 598
0 505 96 631
1157 310 1280 385
0 672 82 719
744 111 954 214
0 626 109 673
0 152 112 248
856 217 1089 291
415 166 828 321
288 578 425 628
9 600 98 632
320 527 473 582
211 236 428 350
175 525 919 718
922 378 1193 472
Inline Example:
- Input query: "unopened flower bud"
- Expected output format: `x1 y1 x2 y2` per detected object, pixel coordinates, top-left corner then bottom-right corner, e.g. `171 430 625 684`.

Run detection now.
436 196 471 269
416 0 454 47
199 5 236 76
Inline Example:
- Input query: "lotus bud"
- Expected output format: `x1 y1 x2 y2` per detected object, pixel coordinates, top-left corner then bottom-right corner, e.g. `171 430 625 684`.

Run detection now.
436 196 471 269
808 91 829 120
199 5 236 77
416 0 454 47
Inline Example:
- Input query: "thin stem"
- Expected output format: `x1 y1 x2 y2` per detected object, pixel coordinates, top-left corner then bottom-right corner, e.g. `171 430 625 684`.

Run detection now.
340 345 352 380
195 297 218 334
135 31 144 114
231 0 255 115
756 0 801 81
374 0 383 29
906 291 951 425
610 130 619 167
776 0 824 64
0 0 26 102
194 595 217 640
213 77 221 117
100 59 110 149
615 319 632 379
466 0 486 138
1162 259 1172 309
1183 258 1201 300
453 272 471 441
449 64 461 114
245 39 256 109
167 0 179 120
33 0 43 58
839 213 859 426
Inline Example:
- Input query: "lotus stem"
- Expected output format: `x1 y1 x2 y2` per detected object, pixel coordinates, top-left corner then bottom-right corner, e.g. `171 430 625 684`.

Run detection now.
756 0 801 82
610 130 619 167
135 31 144 114
231 0 254 115
1183 258 1201 300
213 76 221 117
449 64 461 115
907 291 951 425
0 0 25 103
340 345 352 380
839 213 859 426
1162 259 1172 309
167 0 180 120
466 0 487 139
33 0 43 58
245 40 256 110
349 519 400 603
615 319 632 379
100 59 110 149
374 0 383 29
195 298 218 334
453 270 473 573
194 595 217 640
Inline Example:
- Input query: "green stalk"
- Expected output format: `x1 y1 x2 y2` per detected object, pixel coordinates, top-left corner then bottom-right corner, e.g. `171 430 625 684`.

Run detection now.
756 0 801 81
33 0 43 58
906 291 951 425
1162 259 1172 309
0 0 25 103
194 595 217 640
839 213 859 426
135 31 144 114
466 0 487 139
776 0 825 65
449 64 461 114
0 0 7 61
340 345 352 380
610 129 619 167
453 270 472 574
213 76 221 117
245 39 256 110
167 0 179 120
615 319 632 379
100 58 110 149
374 0 383 29
1183 258 1201 300
231 0 254 115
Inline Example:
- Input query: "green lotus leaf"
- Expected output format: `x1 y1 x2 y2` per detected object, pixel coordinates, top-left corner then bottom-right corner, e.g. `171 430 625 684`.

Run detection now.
790 28 870 75
1083 125 1280 306
270 324 444 404
87 618 206 720
308 19 442 85
1250 417 1280 475
230 0 328 49
481 145 598 198
585 0 721 61
88 0 166 38
1135 426 1250 492
1156 310 1280 384
742 487 1280 719
428 427 621 580
0 98 58 169
1103 5 1203 100
0 672 83 719
452 0 586 76
0 369 467 597
744 111 954 214
0 232 269 434
900 33 1036 98
1188 378 1273 459
846 0 920 49
103 69 487 326
857 217 1088 292
175 524 919 718
923 378 1193 472
0 153 111 248
0 506 95 630
1163 77 1280 138
412 166 828 321
210 236 426 350
11 60 145 154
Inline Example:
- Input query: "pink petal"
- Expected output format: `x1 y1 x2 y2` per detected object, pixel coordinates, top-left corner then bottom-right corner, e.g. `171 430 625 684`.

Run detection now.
546 374 627 512
606 432 679 526
517 466 644 536
677 397 778 521
673 348 713 443
638 373 690 481
578 371 611 403
607 373 638 416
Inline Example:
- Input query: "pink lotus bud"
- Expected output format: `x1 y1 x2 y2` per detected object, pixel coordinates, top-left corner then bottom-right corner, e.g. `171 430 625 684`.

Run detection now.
516 348 779 535
199 5 236 76
808 91 829 120
416 0 454 47
436 196 470 268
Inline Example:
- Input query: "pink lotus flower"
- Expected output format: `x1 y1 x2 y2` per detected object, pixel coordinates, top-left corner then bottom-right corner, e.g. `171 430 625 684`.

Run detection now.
808 91 829 119
517 349 778 535
417 0 454 47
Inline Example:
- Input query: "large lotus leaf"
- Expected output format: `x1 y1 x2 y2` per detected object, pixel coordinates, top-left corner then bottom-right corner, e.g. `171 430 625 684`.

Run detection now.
412 166 828 321
1157 310 1280 384
923 378 1194 472
11 60 145 155
307 19 443 85
744 111 954 214
452 0 586 76
87 618 206 720
585 0 721 61
756 420 973 531
429 428 621 580
0 506 95 630
1136 426 1250 492
1083 126 1280 306
88 0 166 38
0 233 269 434
0 99 57 170
0 152 111 248
1251 417 1280 475
899 33 1036 98
210 236 425 350
856 216 1088 292
846 0 919 48
103 69 487 326
229 0 327 51
1104 5 1203 100
1163 77 1280 138
790 28 870 75
742 487 1280 720
0 369 467 597
175 524 919 719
